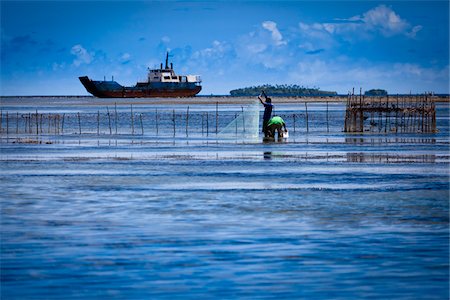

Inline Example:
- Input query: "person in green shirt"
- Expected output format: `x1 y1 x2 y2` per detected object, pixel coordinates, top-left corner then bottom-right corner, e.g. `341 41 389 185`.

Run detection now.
266 115 288 139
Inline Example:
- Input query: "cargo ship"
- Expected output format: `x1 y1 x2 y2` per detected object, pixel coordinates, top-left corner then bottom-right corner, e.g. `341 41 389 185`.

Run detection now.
79 52 202 98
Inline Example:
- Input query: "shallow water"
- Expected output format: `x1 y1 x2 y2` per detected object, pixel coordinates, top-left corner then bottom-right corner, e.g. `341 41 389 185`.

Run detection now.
1 97 449 299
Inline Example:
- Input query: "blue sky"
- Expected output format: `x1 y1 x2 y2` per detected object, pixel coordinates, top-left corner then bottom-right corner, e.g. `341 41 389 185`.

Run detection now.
1 0 449 95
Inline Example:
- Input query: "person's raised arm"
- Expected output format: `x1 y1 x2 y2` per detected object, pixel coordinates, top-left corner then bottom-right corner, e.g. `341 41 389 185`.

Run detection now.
258 95 265 105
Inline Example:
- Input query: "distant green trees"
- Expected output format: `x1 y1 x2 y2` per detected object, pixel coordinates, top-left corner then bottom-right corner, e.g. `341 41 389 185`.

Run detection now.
229 84 337 97
364 89 388 96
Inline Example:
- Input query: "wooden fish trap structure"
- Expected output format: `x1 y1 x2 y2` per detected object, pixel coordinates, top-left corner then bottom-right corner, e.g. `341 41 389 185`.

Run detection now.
344 92 437 133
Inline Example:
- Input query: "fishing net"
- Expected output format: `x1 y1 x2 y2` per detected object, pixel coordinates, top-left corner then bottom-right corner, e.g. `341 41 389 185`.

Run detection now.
218 101 260 141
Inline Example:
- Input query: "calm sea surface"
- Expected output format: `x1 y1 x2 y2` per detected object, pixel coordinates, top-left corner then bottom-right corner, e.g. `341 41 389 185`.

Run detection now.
1 97 449 299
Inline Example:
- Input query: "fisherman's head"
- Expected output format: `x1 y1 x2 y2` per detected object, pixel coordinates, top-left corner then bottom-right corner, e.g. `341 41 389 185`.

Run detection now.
266 97 272 103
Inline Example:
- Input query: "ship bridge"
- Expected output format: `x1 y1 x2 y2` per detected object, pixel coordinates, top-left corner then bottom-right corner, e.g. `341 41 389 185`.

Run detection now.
146 52 201 85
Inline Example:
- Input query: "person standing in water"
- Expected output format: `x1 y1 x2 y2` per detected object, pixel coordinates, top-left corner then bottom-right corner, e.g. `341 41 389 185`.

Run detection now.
258 91 273 137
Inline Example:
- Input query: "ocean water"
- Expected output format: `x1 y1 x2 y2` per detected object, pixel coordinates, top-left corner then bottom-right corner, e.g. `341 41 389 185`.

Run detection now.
1 97 449 299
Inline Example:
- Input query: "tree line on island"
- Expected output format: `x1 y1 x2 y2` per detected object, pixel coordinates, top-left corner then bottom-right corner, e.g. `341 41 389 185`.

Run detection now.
229 84 337 97
229 85 389 97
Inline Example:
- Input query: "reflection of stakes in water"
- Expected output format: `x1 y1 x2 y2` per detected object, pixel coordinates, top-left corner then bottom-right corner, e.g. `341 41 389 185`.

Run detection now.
326 101 329 133
16 112 19 134
206 112 209 136
6 112 8 136
140 113 144 135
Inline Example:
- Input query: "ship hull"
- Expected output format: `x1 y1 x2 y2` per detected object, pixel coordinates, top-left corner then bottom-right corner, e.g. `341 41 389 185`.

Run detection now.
79 76 201 98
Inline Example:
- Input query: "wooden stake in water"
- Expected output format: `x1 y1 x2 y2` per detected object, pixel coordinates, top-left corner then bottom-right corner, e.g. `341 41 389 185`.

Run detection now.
107 107 112 135
78 112 81 135
131 105 134 135
155 108 159 136
62 113 65 134
215 102 218 134
97 111 100 135
35 109 39 135
115 102 118 135
186 106 189 137
241 106 246 133
206 113 209 136
305 102 309 133
293 114 296 133
201 113 204 136
235 113 238 136
172 109 176 137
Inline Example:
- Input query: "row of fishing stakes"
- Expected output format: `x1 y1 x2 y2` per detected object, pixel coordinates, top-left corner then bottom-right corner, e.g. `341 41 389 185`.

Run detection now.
0 102 318 138
344 88 437 133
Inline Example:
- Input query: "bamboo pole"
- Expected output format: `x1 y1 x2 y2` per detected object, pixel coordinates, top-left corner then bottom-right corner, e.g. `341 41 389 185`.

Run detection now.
206 112 209 136
35 110 39 135
107 107 112 135
97 111 100 135
235 113 237 136
131 104 134 135
305 102 309 133
62 113 65 135
115 102 118 135
28 113 32 134
201 112 204 136
77 112 81 135
293 114 296 133
241 106 245 133
48 114 51 134
186 106 189 137
172 109 176 137
215 102 218 134
155 108 159 136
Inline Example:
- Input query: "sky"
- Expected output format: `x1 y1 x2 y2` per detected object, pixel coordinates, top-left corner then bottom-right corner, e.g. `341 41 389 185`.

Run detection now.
1 0 449 95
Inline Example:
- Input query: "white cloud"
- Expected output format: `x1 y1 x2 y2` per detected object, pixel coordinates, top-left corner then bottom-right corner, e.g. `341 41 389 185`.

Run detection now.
70 44 93 67
262 21 287 46
120 52 131 64
299 5 421 40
